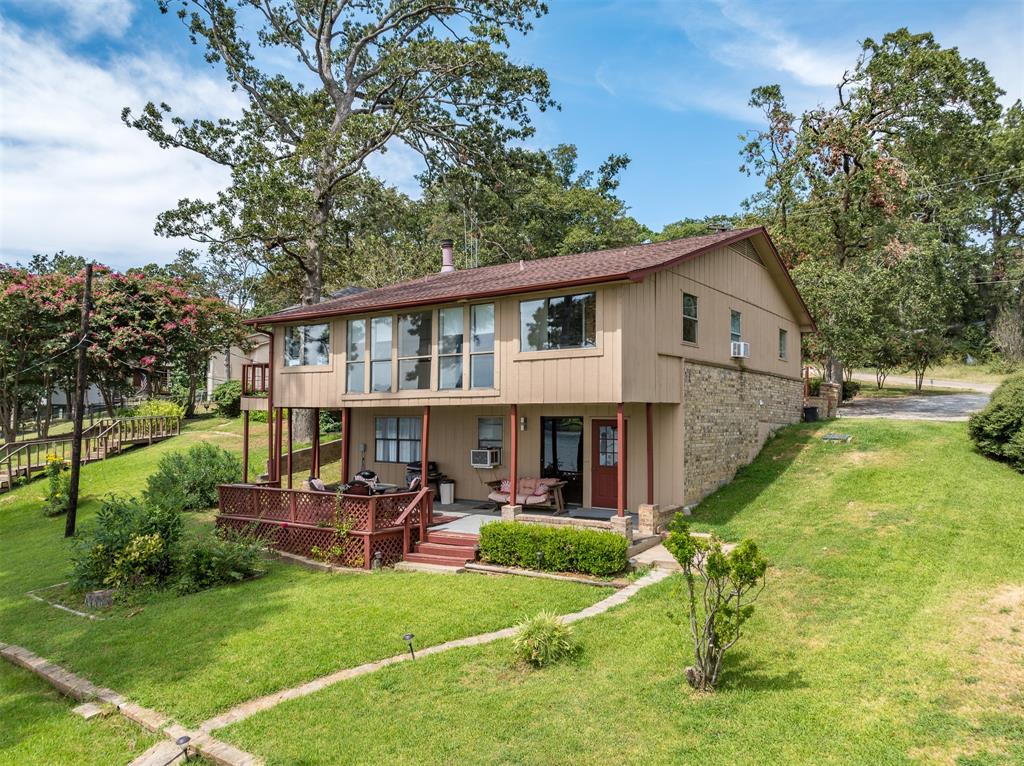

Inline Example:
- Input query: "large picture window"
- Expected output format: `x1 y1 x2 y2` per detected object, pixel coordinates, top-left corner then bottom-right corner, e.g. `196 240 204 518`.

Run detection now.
370 316 392 392
438 307 464 390
375 416 421 463
470 303 495 388
397 311 432 390
346 320 365 393
520 292 596 352
683 293 698 344
283 324 330 367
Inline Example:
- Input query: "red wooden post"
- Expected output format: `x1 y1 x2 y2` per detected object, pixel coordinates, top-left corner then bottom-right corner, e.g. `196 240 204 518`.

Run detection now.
645 402 654 505
242 410 250 483
616 402 626 517
341 407 351 483
421 405 430 523
274 407 283 485
509 404 518 506
311 407 320 479
266 331 275 479
286 408 293 489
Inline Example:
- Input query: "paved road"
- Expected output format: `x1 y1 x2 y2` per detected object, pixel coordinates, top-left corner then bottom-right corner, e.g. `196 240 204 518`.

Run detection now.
850 372 997 394
839 392 991 421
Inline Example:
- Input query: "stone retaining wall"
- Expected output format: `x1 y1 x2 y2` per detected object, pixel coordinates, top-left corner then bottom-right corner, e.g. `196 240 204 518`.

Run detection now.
683 362 803 505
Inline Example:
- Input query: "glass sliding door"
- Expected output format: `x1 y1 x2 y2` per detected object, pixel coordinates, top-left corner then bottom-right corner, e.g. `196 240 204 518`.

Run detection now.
540 416 584 506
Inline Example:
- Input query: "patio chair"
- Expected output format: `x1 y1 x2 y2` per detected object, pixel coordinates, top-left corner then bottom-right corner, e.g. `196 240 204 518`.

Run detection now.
485 477 568 514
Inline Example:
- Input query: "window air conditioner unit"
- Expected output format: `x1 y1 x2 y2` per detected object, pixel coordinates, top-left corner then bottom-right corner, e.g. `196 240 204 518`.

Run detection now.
730 341 751 358
470 448 501 469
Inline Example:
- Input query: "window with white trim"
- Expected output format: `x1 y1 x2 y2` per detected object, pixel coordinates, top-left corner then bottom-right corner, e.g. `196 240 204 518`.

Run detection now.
778 328 788 359
470 303 495 388
370 316 392 392
683 293 698 344
346 320 365 393
438 307 464 390
397 311 431 390
730 310 742 344
375 416 421 463
283 324 330 367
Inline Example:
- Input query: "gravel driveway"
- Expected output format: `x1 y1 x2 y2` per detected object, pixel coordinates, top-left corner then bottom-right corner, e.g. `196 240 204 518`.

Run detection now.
839 393 991 422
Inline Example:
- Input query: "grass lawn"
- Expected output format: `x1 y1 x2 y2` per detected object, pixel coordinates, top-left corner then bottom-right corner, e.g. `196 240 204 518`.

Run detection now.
0 416 609 731
219 419 1024 766
852 383 965 399
0 661 158 766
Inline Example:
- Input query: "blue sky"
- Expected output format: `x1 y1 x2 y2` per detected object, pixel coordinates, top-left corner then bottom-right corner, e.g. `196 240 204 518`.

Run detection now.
1 0 1021 269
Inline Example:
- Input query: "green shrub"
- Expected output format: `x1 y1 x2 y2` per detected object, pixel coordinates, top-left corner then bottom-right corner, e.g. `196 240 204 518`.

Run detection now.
174 529 267 595
841 380 861 401
968 373 1024 473
479 521 628 576
70 495 183 591
511 611 578 668
42 455 71 517
212 379 242 417
144 442 242 513
134 399 185 419
319 409 341 433
248 407 286 424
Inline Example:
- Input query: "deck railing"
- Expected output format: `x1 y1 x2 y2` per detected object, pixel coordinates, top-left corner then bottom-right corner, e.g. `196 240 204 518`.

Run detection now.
241 363 270 396
216 483 434 569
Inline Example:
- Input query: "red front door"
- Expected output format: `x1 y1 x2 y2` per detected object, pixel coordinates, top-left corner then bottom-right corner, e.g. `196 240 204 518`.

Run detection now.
591 419 624 509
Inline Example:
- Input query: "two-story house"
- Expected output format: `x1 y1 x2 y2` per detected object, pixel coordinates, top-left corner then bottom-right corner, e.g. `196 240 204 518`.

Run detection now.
221 227 814 568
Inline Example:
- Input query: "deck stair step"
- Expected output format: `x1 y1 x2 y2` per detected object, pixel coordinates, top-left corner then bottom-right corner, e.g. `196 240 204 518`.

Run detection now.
405 529 480 568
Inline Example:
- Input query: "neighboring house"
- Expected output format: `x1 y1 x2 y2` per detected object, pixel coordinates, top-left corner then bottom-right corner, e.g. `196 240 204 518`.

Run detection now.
233 227 814 521
207 333 270 399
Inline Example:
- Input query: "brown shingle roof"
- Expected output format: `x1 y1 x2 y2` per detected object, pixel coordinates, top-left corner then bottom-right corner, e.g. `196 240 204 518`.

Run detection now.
249 227 811 326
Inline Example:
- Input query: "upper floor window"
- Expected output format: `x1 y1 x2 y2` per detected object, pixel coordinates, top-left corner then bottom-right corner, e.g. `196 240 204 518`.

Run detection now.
284 324 329 367
520 292 596 352
398 311 431 390
346 320 365 393
370 316 392 392
778 328 788 359
438 307 464 390
471 303 495 388
683 293 698 344
730 310 742 344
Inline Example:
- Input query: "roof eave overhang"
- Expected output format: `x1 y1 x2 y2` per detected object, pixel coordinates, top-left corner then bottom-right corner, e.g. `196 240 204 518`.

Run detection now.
244 274 634 326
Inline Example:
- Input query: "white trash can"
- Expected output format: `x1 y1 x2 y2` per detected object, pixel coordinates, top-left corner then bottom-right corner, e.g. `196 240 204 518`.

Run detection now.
439 479 455 505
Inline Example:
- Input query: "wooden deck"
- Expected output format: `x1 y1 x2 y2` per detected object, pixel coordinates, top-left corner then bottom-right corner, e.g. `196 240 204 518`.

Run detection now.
0 416 180 492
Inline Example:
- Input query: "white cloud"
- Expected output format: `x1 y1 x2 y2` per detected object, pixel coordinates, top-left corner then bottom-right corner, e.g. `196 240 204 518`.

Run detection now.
9 0 135 40
0 21 242 268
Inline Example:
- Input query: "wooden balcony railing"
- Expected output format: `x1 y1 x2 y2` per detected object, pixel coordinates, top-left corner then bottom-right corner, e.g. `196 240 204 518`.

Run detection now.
241 363 270 396
216 484 433 569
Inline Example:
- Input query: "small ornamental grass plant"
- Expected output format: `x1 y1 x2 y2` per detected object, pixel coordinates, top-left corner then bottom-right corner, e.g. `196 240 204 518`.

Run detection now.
664 514 768 692
511 611 579 668
144 442 242 513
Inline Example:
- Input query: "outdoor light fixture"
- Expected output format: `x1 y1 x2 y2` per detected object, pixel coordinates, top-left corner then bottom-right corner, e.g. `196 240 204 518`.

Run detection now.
536 550 544 568
161 735 191 765
403 632 416 660
519 416 528 431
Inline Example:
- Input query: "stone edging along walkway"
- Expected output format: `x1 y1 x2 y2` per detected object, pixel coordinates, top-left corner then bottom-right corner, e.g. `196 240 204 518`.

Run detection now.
197 568 670 732
1 568 671 764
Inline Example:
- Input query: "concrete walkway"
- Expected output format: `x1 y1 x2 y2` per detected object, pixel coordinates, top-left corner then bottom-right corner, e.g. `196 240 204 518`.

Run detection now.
839 392 990 421
197 568 671 733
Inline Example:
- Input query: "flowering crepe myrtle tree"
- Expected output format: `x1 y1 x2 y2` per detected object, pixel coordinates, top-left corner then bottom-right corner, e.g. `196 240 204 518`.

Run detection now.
0 268 82 443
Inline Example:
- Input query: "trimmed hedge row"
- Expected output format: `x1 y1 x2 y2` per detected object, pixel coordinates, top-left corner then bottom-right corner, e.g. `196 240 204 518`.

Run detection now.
479 521 628 577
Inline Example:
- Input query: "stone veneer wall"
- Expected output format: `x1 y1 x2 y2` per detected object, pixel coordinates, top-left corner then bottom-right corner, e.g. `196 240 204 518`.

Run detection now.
683 361 803 505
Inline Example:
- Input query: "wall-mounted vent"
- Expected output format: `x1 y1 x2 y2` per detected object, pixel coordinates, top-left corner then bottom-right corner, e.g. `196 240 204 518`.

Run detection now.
728 239 765 266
